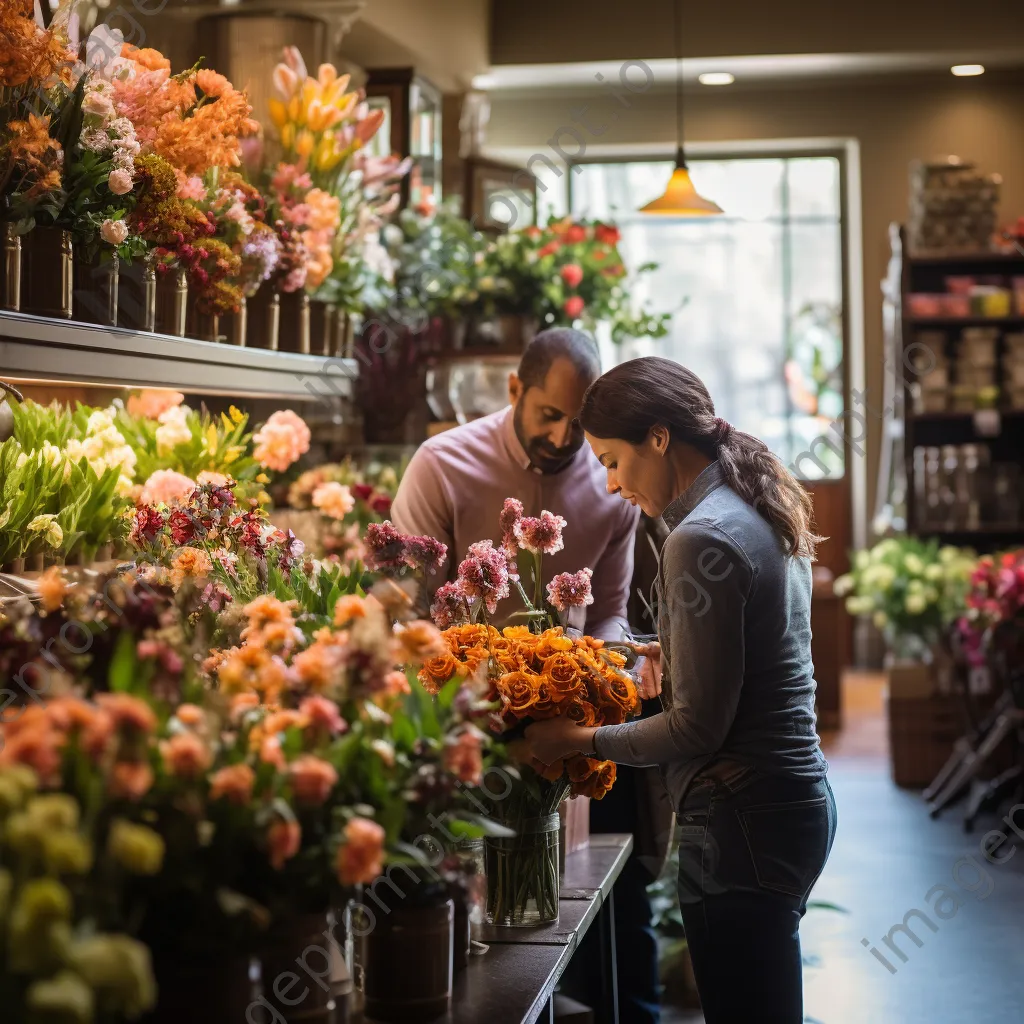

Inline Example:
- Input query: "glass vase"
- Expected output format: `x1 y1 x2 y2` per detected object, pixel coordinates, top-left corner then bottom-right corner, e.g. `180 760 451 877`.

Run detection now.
484 813 560 927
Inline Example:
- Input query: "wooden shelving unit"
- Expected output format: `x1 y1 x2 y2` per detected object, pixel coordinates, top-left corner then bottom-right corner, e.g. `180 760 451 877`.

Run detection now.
895 229 1024 550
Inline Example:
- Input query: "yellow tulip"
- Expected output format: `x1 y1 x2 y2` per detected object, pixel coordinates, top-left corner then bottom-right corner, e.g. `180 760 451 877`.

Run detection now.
295 129 316 159
224 446 243 465
314 141 342 172
205 423 218 454
287 95 301 124
229 405 244 425
307 99 338 133
324 76 352 107
317 63 338 87
301 79 319 115
280 123 295 150
268 97 288 129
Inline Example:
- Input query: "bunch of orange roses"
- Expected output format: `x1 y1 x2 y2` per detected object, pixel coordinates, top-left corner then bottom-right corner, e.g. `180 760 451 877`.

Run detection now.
419 622 637 801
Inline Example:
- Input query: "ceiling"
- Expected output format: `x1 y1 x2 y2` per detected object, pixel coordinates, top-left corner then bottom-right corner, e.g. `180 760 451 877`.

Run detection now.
473 50 1024 96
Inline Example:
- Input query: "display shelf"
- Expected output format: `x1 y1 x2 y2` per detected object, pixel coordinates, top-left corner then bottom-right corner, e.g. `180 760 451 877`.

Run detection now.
0 311 357 401
908 316 1024 328
907 250 1024 267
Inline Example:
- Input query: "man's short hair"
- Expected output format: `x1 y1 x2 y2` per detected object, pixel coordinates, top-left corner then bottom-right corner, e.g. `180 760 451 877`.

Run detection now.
517 328 601 392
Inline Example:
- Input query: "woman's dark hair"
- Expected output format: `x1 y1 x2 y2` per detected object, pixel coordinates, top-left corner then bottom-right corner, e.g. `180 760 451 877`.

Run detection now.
580 357 821 559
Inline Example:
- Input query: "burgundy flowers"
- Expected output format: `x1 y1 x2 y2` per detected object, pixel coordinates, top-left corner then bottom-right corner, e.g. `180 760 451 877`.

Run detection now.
365 521 448 575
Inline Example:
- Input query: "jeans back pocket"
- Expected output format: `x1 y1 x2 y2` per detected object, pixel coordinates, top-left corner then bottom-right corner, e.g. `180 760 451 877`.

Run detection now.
737 795 831 902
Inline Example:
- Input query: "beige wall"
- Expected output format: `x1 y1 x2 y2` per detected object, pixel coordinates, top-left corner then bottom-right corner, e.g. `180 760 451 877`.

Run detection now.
343 0 490 91
485 74 1024 516
491 0 1024 63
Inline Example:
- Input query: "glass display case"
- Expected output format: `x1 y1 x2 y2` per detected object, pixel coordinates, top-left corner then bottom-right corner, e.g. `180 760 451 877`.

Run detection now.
365 68 442 212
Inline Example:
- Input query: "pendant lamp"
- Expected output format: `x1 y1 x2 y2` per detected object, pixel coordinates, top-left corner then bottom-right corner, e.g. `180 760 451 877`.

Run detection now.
639 0 723 216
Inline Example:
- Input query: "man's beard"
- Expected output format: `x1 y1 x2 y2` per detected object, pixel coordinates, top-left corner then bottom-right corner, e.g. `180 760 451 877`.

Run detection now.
513 403 580 473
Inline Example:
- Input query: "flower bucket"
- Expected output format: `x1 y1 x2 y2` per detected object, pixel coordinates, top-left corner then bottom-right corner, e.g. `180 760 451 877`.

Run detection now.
117 258 157 332
350 890 454 1021
278 288 311 354
73 253 119 326
188 296 247 346
142 954 256 1024
484 813 560 927
259 912 335 1022
153 265 188 336
246 281 281 349
309 299 337 357
20 225 72 318
1 222 21 311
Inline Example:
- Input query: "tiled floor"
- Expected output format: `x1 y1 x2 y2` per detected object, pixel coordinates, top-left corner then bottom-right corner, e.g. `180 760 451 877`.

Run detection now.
662 672 1024 1024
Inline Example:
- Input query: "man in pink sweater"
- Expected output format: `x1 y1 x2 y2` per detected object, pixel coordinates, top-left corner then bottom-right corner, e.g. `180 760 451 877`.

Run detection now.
391 328 639 639
392 329 664 1023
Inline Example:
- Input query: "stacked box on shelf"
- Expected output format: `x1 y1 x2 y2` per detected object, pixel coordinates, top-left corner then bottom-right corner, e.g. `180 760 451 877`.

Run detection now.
907 158 1001 255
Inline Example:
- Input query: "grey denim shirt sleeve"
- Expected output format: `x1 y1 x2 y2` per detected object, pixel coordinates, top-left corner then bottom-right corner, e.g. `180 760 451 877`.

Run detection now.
594 520 755 766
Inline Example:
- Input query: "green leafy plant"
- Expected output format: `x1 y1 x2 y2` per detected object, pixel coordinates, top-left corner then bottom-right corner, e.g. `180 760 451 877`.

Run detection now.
835 538 977 659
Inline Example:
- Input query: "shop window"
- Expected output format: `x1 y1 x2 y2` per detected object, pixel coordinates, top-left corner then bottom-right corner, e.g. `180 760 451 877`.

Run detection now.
570 156 845 479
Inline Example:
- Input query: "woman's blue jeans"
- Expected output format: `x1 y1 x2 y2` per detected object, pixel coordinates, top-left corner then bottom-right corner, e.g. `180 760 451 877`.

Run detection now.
676 762 838 1024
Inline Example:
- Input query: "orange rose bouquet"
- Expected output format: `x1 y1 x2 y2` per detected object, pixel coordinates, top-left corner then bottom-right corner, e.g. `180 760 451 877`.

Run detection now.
381 501 641 926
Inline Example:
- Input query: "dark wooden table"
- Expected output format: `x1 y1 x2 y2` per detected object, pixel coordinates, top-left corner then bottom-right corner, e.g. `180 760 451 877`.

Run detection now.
445 834 633 1024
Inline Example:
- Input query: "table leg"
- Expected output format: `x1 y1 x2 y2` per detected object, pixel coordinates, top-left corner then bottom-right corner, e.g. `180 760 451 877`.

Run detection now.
595 891 619 1024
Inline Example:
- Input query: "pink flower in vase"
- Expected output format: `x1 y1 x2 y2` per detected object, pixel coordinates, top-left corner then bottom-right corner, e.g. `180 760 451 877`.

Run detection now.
430 580 471 629
457 540 511 614
546 567 595 613
514 510 567 555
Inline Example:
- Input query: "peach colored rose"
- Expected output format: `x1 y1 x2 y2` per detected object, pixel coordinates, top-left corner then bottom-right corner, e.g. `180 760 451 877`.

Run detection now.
108 761 155 801
170 546 213 591
229 692 262 722
299 696 346 736
108 168 133 195
100 218 130 245
443 730 483 787
333 594 368 626
260 736 286 770
289 755 338 805
209 763 256 805
312 481 354 520
35 566 68 614
160 733 212 779
139 468 196 506
0 727 64 785
126 390 184 420
252 410 311 473
268 817 302 869
336 817 385 886
393 620 446 665
175 703 205 728
96 694 158 734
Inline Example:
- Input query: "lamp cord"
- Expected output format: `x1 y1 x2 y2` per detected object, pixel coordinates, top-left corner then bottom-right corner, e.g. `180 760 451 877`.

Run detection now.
674 0 687 169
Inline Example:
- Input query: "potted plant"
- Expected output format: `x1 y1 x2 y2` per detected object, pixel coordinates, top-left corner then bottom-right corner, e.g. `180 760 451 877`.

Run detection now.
835 538 976 697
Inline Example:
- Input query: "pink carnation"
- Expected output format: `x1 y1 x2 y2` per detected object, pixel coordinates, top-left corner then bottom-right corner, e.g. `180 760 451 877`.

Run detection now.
457 540 511 614
364 521 408 571
514 510 567 555
546 567 594 612
139 469 197 507
499 497 524 554
253 410 311 473
403 534 447 573
430 580 470 629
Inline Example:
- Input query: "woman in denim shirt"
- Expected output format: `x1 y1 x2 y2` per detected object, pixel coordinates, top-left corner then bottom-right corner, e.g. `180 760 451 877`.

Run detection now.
526 357 837 1024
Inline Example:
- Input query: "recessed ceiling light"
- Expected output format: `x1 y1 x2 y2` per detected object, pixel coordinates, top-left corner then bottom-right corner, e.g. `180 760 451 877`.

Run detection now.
698 72 735 86
951 64 985 77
